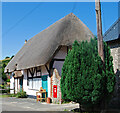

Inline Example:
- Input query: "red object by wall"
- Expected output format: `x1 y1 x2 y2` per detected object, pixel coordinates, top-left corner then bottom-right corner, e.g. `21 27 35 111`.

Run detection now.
53 85 57 98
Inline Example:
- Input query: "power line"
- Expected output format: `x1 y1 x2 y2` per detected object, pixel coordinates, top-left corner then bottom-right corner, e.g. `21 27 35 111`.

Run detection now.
101 3 106 34
71 1 77 13
3 3 43 37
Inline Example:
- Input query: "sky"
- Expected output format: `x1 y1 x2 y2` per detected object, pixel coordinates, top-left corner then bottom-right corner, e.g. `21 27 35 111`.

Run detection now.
1 2 119 60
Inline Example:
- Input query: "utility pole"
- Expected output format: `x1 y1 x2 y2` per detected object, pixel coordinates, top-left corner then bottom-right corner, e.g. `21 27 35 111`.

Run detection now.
95 0 104 62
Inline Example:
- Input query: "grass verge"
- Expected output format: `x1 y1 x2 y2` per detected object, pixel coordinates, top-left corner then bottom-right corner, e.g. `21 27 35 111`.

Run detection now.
0 94 9 98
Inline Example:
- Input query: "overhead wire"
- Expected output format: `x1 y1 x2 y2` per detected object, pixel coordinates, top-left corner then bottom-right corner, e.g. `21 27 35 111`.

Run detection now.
71 0 77 13
101 2 106 34
3 2 43 37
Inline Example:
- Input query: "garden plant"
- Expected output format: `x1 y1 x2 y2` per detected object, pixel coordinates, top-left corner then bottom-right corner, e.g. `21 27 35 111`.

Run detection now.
60 38 115 111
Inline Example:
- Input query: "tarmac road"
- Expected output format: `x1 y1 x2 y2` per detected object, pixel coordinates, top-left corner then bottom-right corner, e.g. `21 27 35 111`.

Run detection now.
1 97 79 111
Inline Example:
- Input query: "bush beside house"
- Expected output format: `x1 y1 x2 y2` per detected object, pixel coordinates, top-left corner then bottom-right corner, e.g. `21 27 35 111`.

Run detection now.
15 91 27 98
9 91 27 98
60 38 115 111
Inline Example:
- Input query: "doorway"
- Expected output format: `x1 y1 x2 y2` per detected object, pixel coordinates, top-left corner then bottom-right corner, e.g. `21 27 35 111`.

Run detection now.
42 75 48 97
19 78 23 92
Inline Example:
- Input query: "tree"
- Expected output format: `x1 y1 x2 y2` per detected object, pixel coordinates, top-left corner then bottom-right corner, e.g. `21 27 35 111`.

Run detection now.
11 55 14 59
5 56 10 59
0 58 11 83
104 42 115 99
60 38 115 111
2 63 7 82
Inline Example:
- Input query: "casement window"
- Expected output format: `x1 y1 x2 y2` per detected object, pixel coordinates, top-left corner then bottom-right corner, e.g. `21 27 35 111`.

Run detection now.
33 78 42 90
28 78 42 90
27 67 42 90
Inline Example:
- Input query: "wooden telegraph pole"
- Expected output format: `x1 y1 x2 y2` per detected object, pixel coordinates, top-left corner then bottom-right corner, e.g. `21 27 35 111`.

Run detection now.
95 1 106 110
95 0 104 62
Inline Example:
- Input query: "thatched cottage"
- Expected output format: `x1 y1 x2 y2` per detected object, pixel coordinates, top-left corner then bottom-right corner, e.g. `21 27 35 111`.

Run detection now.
5 13 94 102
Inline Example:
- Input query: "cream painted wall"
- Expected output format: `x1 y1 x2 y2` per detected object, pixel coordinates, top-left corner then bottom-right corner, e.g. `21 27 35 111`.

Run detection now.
23 69 40 96
53 61 64 76
15 79 17 93
22 65 50 97
109 43 120 73
110 47 119 73
53 46 67 75
10 46 67 97
10 75 14 94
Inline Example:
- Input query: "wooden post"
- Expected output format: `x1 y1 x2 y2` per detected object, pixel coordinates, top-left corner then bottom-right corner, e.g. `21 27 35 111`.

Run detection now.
14 77 15 94
95 0 104 62
22 75 23 91
17 78 18 91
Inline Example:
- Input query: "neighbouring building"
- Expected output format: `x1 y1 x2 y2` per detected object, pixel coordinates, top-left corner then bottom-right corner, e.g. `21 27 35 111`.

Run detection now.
5 13 94 103
103 17 120 98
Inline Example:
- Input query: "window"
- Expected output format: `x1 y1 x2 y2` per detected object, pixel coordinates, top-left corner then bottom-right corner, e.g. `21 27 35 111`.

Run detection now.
28 78 42 90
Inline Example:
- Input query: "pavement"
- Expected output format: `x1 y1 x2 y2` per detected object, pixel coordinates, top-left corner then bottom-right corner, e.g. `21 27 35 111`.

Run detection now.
1 97 79 111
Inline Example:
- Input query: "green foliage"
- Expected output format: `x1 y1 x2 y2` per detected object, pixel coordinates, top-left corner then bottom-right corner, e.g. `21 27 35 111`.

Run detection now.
60 38 115 109
64 109 68 111
6 79 10 82
0 90 7 94
0 56 12 83
16 91 27 98
0 84 10 94
103 42 116 99
62 100 71 104
0 94 9 98
0 89 10 94
5 56 10 59
9 94 17 97
7 88 10 94
11 55 14 59
0 84 5 89
2 73 7 82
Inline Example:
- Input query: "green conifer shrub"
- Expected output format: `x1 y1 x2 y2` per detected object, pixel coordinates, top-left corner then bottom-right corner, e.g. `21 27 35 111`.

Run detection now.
60 38 115 110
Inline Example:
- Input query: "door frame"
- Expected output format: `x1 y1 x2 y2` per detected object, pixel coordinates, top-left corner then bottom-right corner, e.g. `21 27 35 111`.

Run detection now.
19 76 23 92
41 75 48 97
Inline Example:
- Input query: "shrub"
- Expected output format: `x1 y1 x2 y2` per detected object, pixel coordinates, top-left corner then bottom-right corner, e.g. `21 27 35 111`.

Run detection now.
6 88 10 94
5 56 10 59
0 84 4 89
0 90 7 94
60 38 115 110
6 79 10 82
9 94 16 97
16 91 27 98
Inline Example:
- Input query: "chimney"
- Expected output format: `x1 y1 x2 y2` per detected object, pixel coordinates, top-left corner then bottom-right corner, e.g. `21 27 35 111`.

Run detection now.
25 40 27 44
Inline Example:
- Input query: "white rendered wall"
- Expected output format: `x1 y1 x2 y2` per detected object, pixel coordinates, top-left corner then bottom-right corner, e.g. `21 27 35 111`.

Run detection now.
23 70 28 93
11 46 67 97
53 46 67 75
53 61 64 75
48 75 50 97
15 79 17 93
18 79 19 91
22 69 38 96
22 65 50 97
10 75 14 94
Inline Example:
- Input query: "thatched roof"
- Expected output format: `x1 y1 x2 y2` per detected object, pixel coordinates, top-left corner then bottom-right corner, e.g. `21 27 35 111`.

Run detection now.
5 13 94 73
